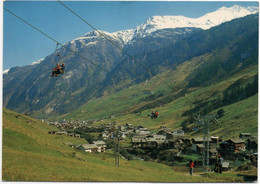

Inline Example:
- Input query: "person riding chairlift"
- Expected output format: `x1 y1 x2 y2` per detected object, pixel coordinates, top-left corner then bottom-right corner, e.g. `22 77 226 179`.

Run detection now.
149 110 159 119
51 62 65 77
51 63 61 77
60 63 65 74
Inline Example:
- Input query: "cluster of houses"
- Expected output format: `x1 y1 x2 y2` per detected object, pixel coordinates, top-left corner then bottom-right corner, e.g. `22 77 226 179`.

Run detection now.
47 120 93 130
131 126 185 148
131 129 257 155
47 119 257 161
48 130 107 153
46 115 117 130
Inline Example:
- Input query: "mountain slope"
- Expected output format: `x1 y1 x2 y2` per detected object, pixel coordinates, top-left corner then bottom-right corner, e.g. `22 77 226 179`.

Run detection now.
64 63 257 139
3 6 258 118
62 14 258 138
103 13 258 91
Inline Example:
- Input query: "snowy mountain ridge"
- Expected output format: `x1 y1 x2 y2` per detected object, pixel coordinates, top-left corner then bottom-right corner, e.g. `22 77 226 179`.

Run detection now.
5 4 256 73
69 5 258 46
112 5 258 44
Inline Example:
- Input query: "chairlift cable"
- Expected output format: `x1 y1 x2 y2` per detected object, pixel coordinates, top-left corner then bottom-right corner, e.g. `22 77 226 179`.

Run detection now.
4 7 144 94
57 0 174 91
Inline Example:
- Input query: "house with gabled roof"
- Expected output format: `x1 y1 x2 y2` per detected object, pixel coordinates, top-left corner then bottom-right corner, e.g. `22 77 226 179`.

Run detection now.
78 141 107 153
239 133 251 140
131 136 147 148
79 144 99 153
94 141 107 152
227 138 245 153
246 137 258 152
191 137 212 152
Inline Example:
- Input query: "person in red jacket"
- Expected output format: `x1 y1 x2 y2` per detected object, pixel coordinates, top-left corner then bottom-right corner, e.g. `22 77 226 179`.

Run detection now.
51 64 62 77
154 110 159 119
189 160 194 176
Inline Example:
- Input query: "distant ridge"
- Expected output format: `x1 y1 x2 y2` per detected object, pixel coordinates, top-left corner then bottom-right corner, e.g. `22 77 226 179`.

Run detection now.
92 5 258 44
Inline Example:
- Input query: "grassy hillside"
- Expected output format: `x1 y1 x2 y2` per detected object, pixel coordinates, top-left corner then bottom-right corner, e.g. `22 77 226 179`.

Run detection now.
3 108 256 182
4 108 244 182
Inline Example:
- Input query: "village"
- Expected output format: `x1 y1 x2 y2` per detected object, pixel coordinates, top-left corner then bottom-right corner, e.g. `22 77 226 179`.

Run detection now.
46 119 258 172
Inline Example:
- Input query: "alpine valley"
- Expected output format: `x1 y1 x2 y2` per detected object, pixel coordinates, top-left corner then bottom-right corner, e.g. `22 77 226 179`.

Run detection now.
2 4 259 182
3 5 258 137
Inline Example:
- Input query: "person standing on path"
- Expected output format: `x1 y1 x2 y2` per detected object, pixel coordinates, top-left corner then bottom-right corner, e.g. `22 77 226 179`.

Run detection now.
189 160 194 176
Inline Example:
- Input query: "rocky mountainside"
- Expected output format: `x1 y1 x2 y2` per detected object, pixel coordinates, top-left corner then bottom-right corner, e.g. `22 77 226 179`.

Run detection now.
3 5 258 118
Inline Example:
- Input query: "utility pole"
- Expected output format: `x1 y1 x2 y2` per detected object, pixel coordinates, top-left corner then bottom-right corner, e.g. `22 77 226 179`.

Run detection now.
114 130 120 167
195 114 218 172
202 117 210 172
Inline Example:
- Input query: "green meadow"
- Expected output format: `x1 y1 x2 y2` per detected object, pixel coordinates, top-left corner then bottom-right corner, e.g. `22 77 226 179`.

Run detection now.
3 108 255 182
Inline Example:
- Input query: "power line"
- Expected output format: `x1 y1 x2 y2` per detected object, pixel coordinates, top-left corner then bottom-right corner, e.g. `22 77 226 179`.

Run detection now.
4 7 139 93
57 0 174 91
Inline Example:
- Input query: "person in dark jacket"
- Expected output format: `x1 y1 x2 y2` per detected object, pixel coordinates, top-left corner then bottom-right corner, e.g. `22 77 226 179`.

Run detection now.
154 110 159 119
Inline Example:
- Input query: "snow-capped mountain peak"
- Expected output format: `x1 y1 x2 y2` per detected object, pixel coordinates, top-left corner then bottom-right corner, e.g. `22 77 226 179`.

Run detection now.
69 5 258 46
135 5 258 36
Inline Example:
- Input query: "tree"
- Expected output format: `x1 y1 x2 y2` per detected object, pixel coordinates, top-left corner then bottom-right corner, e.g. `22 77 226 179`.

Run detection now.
217 109 225 118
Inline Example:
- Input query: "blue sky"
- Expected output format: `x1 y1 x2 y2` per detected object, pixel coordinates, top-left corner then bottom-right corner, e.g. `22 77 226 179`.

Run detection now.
3 1 258 70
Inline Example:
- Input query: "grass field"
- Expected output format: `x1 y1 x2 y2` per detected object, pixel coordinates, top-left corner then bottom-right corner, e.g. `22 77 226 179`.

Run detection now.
3 108 256 182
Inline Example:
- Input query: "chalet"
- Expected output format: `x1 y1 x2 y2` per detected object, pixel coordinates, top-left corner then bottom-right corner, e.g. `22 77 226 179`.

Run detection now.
93 141 107 152
157 130 173 139
227 138 245 153
246 137 258 152
173 129 185 137
121 133 127 140
210 136 219 143
125 129 134 136
192 137 203 151
118 126 125 132
239 133 251 140
172 139 184 149
209 148 218 157
131 136 147 148
138 130 151 136
79 144 99 153
196 144 204 153
74 144 81 149
147 135 166 142
55 131 67 135
48 131 56 134
146 135 166 147
67 133 75 137
134 126 149 134
191 137 211 152
102 132 109 140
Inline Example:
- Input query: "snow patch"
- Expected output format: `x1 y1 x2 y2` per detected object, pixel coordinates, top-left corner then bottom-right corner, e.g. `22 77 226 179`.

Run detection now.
3 69 10 75
31 58 44 66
